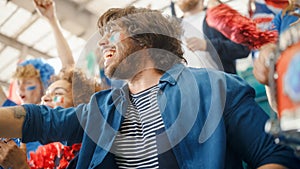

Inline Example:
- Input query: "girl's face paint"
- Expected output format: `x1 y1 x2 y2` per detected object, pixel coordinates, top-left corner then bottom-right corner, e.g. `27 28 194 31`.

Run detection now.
26 86 37 91
109 32 121 45
41 80 73 108
16 77 43 104
53 95 64 104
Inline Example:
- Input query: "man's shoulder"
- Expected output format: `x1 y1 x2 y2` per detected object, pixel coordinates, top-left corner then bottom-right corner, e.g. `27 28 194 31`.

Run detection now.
184 67 250 88
185 67 225 78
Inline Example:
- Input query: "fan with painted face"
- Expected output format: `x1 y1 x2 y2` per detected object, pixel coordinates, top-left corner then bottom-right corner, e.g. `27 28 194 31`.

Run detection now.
41 67 104 108
41 80 73 108
13 59 55 105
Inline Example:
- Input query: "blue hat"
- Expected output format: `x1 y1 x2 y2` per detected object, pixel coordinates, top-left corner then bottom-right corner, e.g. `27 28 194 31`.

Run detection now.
19 59 55 89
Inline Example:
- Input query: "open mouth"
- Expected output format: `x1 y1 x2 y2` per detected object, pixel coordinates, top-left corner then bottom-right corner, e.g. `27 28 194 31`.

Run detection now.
103 49 116 66
20 95 25 100
104 50 116 59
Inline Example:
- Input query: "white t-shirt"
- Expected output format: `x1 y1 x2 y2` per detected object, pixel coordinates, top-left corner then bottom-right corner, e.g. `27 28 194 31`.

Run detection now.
181 11 219 69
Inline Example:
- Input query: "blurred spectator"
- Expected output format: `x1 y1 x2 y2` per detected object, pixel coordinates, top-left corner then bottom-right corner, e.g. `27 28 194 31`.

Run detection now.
177 0 250 73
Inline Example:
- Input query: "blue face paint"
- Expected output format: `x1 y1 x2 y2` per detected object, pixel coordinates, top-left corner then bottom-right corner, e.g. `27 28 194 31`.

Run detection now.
109 32 121 44
26 86 36 91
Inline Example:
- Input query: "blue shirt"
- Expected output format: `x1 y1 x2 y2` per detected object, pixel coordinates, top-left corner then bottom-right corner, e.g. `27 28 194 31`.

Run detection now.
2 99 17 107
22 64 300 169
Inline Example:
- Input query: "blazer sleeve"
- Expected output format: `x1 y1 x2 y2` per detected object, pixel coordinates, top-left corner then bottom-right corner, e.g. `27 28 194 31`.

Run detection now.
224 75 300 169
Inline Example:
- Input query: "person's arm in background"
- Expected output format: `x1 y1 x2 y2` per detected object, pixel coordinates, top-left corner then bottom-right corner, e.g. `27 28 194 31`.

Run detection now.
33 0 75 67
253 43 277 112
252 12 284 111
253 43 276 85
184 19 250 61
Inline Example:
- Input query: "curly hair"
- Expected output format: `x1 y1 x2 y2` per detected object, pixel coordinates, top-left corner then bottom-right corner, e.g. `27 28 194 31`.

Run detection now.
51 67 107 106
98 6 186 71
13 59 55 90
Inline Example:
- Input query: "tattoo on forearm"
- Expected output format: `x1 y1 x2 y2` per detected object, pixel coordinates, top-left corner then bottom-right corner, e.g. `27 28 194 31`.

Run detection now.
13 107 26 119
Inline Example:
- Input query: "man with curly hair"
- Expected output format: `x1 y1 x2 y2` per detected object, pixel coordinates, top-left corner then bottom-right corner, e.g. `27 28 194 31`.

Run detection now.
177 0 250 74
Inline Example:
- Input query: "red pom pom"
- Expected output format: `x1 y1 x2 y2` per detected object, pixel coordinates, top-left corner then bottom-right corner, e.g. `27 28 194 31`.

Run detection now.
206 4 278 49
28 142 81 169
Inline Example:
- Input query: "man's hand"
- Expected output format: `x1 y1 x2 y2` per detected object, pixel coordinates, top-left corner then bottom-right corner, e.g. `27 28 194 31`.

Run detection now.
185 37 207 52
33 0 75 67
0 139 29 169
33 0 56 21
253 43 276 85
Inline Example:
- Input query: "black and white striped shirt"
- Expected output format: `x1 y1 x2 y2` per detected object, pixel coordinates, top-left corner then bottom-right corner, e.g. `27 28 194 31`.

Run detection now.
111 85 165 169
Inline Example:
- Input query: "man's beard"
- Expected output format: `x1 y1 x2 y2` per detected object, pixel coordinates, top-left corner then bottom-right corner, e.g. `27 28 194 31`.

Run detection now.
105 46 146 80
178 0 200 12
